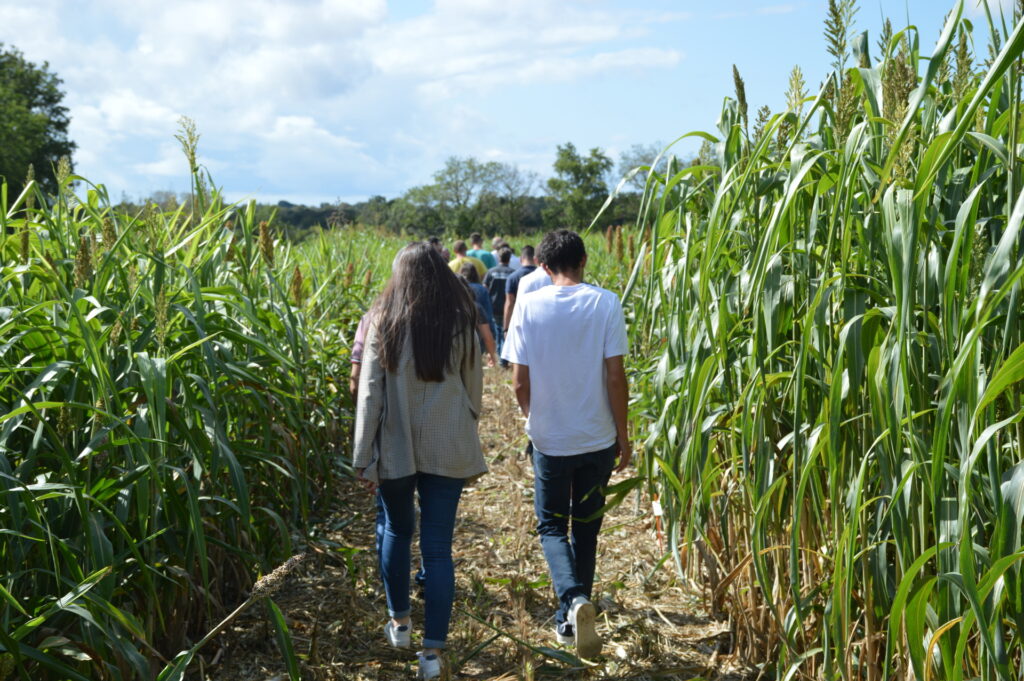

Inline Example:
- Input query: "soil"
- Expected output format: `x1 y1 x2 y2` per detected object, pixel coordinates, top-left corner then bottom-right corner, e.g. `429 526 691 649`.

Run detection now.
196 368 754 680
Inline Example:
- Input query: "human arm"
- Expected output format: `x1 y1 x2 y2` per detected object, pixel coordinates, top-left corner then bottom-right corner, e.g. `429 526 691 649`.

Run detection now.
349 362 361 397
478 288 496 329
503 293 515 330
605 355 631 472
478 322 497 367
511 363 530 417
352 326 385 487
350 314 369 397
460 328 483 418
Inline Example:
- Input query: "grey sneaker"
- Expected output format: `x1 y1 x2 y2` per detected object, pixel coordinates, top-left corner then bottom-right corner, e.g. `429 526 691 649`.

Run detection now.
555 623 574 646
417 651 442 680
384 620 411 649
567 596 601 658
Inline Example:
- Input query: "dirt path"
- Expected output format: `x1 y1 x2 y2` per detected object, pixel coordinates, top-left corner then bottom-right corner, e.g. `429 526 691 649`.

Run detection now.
203 369 746 680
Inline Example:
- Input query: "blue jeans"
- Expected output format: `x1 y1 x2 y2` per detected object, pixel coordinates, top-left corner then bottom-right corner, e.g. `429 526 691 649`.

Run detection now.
532 443 616 626
376 493 425 587
378 473 465 649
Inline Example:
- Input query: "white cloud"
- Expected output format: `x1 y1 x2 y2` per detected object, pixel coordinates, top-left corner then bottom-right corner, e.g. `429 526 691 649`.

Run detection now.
414 46 682 97
133 143 188 177
253 115 384 196
0 0 689 202
82 90 179 135
264 116 362 150
368 0 682 99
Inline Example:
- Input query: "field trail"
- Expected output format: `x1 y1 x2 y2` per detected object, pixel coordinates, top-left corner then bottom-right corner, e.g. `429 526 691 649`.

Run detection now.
207 368 745 680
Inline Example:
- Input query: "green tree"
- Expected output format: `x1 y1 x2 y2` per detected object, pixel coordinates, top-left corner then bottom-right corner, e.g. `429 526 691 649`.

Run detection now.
494 163 538 235
359 195 391 228
431 156 497 234
477 162 538 236
397 157 502 235
388 190 442 235
545 143 612 230
0 44 75 194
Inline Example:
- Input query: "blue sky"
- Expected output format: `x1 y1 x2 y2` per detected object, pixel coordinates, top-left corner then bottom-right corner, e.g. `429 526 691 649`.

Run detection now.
0 0 1013 205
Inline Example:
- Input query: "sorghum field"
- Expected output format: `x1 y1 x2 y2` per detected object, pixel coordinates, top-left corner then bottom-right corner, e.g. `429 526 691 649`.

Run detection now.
630 1 1024 679
3 0 1024 679
0 140 631 678
0 149 382 678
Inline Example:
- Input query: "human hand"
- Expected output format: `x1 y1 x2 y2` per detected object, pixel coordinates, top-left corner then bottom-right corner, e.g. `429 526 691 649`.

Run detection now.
614 438 632 472
355 468 378 494
487 353 497 368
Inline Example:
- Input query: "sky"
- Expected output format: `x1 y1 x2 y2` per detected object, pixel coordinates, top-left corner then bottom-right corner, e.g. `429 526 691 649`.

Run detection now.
0 0 1016 206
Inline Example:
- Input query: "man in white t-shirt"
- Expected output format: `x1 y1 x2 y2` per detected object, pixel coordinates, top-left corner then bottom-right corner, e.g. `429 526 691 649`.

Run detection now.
501 229 631 659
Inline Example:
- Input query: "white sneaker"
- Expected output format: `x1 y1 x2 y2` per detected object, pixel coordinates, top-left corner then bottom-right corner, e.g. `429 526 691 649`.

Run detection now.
416 651 442 680
554 624 573 646
384 620 411 649
567 596 601 658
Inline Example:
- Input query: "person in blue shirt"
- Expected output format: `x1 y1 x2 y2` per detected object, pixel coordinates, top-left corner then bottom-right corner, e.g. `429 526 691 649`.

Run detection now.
459 262 498 367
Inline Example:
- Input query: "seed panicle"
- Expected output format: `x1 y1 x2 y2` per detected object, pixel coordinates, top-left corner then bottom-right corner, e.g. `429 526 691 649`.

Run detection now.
258 221 275 267
251 553 306 599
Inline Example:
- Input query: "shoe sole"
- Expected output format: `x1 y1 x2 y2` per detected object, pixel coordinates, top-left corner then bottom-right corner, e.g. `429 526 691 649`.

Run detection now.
572 602 601 658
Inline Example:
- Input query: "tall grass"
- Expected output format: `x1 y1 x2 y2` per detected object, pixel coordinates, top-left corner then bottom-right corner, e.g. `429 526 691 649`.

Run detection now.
631 1 1024 677
0 142 390 677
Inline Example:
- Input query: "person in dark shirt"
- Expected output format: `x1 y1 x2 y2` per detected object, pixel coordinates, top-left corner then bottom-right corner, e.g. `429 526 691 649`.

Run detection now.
483 248 516 365
459 262 498 367
503 245 537 332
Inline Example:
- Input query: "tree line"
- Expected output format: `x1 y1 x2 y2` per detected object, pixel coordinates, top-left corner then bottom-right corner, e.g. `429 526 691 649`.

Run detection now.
334 143 654 238
116 143 679 241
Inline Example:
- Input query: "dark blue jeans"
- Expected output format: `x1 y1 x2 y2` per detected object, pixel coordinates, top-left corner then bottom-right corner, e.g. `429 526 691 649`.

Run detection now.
532 443 616 626
378 473 465 649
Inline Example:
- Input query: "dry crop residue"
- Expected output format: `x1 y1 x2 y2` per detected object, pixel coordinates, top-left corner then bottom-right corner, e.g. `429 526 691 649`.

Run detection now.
203 368 749 680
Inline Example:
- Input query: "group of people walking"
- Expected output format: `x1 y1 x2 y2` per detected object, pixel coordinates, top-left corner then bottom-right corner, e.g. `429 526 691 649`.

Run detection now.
350 229 630 679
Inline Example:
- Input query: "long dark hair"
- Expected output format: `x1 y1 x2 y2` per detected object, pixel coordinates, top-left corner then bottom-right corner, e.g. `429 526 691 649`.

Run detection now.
372 242 477 381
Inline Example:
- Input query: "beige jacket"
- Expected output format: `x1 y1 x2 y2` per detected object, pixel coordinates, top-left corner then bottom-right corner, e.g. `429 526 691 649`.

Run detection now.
352 322 487 481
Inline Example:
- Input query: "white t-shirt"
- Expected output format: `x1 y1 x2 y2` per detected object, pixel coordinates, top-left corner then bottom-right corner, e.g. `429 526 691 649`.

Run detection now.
501 283 628 456
518 267 551 295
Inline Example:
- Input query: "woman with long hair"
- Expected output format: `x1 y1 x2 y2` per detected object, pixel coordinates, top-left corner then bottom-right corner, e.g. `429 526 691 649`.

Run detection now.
353 242 487 680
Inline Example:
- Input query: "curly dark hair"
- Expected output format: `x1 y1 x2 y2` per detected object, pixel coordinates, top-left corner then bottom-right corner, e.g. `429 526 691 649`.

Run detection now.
536 230 586 274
